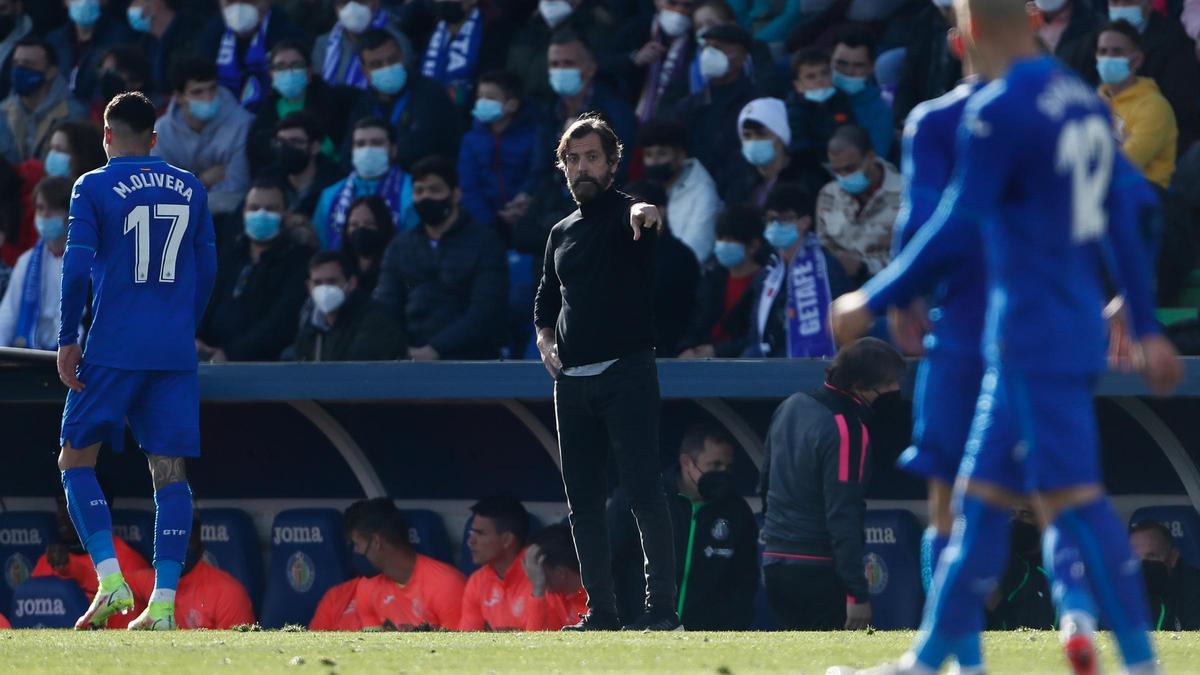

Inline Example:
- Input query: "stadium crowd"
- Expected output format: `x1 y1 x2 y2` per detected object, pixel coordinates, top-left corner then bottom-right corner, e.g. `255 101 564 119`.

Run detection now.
0 0 1198 360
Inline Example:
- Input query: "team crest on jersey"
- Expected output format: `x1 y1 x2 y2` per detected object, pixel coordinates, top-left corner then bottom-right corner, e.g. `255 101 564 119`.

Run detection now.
483 588 502 607
287 552 315 593
863 553 889 595
4 553 31 590
710 519 731 542
512 597 525 616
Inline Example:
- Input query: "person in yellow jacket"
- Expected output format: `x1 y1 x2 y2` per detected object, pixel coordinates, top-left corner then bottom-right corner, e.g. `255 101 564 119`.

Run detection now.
1097 19 1177 189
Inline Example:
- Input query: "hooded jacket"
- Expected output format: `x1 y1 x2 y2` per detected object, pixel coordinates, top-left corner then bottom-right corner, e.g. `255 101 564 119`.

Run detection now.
152 86 254 215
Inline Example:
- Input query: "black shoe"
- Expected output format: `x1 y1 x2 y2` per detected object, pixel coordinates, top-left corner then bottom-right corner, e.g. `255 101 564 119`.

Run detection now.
622 611 682 631
560 612 622 631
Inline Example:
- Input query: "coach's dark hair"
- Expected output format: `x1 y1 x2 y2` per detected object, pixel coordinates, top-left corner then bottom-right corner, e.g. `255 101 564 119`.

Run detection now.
679 422 736 459
53 120 106 177
170 55 218 94
270 38 311 66
1101 20 1143 51
353 116 397 145
309 250 356 278
14 36 56 68
343 498 411 549
765 182 816 221
715 203 765 245
638 118 688 152
556 112 623 171
826 337 906 393
34 176 72 212
104 92 158 135
829 124 872 157
411 155 458 190
470 496 530 546
530 524 579 572
1130 520 1175 548
357 28 399 56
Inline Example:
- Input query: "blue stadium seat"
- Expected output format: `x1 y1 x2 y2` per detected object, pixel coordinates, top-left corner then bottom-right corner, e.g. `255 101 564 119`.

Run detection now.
9 577 89 628
403 509 453 564
110 509 155 563
198 508 264 612
0 512 57 615
1130 506 1200 567
260 509 350 628
863 509 923 630
458 513 544 575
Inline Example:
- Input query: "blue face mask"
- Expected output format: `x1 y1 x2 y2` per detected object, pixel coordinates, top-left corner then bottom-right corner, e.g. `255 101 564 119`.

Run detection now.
713 240 747 268
832 70 867 95
1109 6 1146 31
741 139 776 167
44 150 72 178
838 169 871 195
804 86 837 103
370 63 408 95
35 215 66 241
764 220 800 250
352 146 391 179
244 209 282 242
472 97 505 124
11 66 46 97
1097 56 1132 85
271 68 308 100
127 5 153 33
549 68 583 97
68 0 101 27
188 96 221 122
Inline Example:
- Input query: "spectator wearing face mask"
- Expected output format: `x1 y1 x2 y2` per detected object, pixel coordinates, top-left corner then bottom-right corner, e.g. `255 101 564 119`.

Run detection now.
45 0 134 104
339 195 395 296
293 251 405 362
0 177 76 350
786 48 856 197
638 118 720 263
609 423 759 630
0 3 33 99
1130 520 1200 631
197 0 306 111
678 204 762 358
458 70 538 231
197 178 311 362
746 182 849 359
270 112 342 222
127 0 202 100
828 26 892 159
313 0 414 91
0 37 89 165
686 1 784 97
506 0 612 103
344 29 460 171
985 502 1055 630
724 97 807 208
816 124 901 284
92 44 156 122
153 56 254 216
1097 19 1177 189
422 0 501 110
608 0 698 121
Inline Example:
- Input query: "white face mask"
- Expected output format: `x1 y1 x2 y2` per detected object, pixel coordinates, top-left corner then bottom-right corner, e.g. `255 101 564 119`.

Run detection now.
538 0 573 28
223 2 261 34
311 283 347 315
698 45 730 80
658 9 691 38
338 1 374 33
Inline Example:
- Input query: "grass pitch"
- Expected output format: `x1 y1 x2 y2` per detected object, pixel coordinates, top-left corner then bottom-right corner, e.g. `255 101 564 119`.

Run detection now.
0 629 1195 673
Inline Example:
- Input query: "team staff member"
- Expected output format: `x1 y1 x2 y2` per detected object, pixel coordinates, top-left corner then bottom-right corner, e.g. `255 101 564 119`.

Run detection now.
533 112 677 632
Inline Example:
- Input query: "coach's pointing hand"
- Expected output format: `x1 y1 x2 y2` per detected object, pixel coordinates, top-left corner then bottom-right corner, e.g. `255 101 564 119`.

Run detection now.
630 203 661 240
57 343 85 392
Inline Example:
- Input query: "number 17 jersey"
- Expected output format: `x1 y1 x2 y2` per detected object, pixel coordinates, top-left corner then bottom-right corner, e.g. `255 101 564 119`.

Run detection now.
66 156 215 371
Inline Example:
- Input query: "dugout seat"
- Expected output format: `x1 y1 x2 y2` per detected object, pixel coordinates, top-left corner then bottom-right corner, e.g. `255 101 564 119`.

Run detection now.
458 513 544 575
404 509 454 563
260 509 349 628
198 508 264 611
9 577 88 628
1130 506 1200 567
110 509 156 562
0 511 57 614
863 509 923 630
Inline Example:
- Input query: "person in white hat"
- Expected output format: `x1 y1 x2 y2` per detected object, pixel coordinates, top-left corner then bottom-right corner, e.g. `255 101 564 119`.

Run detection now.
726 96 806 208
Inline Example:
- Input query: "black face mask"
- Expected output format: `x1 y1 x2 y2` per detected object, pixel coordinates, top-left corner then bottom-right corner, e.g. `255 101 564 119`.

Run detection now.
435 1 467 23
276 143 311 175
697 469 736 502
349 227 388 257
415 196 454 225
99 70 128 103
644 163 675 184
1142 559 1170 598
1010 520 1040 557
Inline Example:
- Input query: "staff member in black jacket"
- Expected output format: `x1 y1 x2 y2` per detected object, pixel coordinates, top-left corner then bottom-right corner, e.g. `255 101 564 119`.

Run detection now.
533 112 678 631
760 337 905 630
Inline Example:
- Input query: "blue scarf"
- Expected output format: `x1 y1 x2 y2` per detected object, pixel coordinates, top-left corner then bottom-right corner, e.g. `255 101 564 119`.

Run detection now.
322 10 389 89
13 240 45 349
217 10 271 109
759 234 835 358
420 8 482 100
326 168 407 250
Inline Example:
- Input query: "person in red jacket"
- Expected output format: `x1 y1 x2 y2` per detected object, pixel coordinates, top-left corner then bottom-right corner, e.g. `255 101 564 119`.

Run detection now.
522 524 588 630
309 577 364 631
459 497 538 631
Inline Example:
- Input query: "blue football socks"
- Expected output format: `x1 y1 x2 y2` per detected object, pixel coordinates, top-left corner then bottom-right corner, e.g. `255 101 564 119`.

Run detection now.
61 468 119 576
151 481 193 601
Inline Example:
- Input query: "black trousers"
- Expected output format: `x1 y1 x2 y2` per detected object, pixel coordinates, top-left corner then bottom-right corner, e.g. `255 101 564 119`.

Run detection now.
553 350 677 617
763 563 847 630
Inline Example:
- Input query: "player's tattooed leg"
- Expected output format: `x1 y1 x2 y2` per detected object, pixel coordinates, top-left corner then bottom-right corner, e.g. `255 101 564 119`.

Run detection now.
147 455 187 490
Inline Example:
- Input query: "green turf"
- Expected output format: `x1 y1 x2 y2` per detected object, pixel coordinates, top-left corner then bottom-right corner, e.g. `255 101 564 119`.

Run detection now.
1 629 1196 674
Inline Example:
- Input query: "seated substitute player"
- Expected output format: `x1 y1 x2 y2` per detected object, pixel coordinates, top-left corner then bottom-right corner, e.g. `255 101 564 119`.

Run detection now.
829 1 1182 673
521 524 589 631
309 577 364 631
460 496 537 631
345 498 466 631
55 91 217 631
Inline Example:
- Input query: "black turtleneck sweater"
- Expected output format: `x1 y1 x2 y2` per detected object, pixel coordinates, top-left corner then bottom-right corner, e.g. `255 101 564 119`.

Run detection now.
534 188 657 368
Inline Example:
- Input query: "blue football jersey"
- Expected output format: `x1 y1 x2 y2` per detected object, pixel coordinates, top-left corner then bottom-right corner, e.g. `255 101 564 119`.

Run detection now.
60 156 216 371
866 56 1158 374
894 79 987 357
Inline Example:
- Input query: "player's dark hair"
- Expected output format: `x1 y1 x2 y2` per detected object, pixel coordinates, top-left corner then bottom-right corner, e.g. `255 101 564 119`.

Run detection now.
276 111 324 144
1102 20 1143 51
832 25 876 61
826 337 906 393
791 47 830 75
478 70 523 100
343 498 411 549
357 28 399 56
353 116 397 145
309 250 356 278
679 422 736 459
52 120 105 178
556 112 623 170
470 496 530 546
411 155 458 190
715 203 765 244
170 55 218 94
624 180 667 209
270 38 311 66
829 124 872 156
104 92 158 135
764 182 816 221
34 176 72 212
1130 520 1175 548
14 36 56 68
638 118 688 152
530 524 579 572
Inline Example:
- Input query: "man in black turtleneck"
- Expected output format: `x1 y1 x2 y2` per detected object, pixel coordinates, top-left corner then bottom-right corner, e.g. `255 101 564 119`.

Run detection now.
533 112 678 632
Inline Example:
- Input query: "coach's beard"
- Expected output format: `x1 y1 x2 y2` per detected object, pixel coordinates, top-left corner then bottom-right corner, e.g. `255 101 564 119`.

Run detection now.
569 172 612 204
